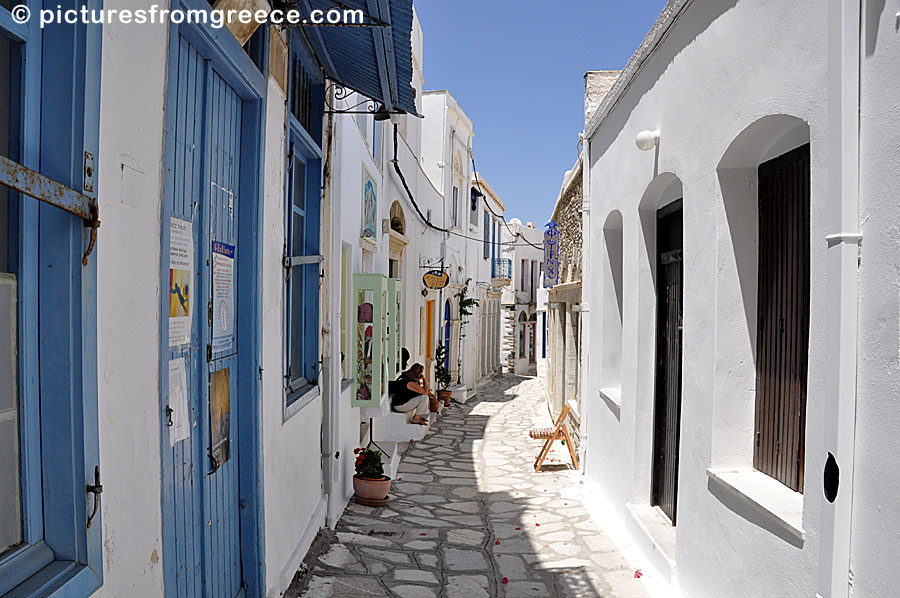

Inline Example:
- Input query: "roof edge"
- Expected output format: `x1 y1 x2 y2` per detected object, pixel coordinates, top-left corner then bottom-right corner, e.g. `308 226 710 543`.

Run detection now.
584 0 695 139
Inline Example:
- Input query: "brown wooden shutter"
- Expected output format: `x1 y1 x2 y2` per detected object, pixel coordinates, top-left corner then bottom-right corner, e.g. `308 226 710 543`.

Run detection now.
754 144 810 493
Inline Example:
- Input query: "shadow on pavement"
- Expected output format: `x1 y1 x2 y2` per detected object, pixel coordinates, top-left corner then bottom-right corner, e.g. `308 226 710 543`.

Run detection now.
286 374 645 598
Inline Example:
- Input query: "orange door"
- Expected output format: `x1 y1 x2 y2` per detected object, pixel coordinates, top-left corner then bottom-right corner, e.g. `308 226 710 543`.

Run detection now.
425 300 434 376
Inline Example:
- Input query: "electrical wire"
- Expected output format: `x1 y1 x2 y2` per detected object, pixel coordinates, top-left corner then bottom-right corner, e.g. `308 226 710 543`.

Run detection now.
390 124 542 248
470 155 545 251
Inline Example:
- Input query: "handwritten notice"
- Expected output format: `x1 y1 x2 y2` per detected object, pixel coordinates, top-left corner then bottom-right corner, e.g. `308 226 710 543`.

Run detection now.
168 357 190 446
168 218 194 347
211 242 235 354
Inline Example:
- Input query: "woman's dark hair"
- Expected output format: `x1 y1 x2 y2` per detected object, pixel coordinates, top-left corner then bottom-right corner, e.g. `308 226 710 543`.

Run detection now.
404 363 424 380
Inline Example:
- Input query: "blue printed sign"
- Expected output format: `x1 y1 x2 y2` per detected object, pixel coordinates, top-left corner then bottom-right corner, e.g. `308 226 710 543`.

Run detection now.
544 221 560 288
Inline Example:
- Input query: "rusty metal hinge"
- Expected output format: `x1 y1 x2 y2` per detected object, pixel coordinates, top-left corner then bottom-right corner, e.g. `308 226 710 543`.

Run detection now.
0 154 100 265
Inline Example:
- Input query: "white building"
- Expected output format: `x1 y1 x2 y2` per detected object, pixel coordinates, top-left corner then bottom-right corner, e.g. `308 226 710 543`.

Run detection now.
419 90 506 400
580 1 900 597
500 219 544 375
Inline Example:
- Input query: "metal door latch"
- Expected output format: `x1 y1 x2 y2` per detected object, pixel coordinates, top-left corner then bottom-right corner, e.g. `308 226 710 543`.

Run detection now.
86 466 102 529
165 405 174 426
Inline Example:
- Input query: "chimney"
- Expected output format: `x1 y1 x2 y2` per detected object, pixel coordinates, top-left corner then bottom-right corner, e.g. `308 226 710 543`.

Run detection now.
584 70 622 127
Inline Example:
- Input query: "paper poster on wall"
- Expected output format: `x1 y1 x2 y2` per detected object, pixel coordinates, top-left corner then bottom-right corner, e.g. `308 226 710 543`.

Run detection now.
168 357 190 447
168 218 194 347
211 241 235 354
361 166 377 239
209 368 231 471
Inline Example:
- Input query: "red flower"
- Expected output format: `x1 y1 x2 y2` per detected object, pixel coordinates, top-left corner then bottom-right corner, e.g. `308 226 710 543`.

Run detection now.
495 539 501 545
634 569 643 579
501 577 509 584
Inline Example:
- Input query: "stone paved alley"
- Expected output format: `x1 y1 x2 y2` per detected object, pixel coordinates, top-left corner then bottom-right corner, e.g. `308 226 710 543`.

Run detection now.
287 375 651 598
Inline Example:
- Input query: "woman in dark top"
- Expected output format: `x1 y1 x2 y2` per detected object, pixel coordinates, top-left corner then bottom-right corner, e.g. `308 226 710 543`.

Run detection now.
392 363 434 425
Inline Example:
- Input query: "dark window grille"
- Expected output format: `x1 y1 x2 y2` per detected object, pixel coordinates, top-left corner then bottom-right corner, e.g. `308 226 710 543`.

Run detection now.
291 53 314 136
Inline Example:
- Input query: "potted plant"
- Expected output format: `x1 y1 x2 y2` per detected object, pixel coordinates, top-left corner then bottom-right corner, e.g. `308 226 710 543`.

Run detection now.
434 342 453 407
352 447 391 501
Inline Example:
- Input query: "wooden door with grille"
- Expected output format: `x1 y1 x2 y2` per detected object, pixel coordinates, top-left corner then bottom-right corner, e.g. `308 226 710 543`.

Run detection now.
652 203 683 524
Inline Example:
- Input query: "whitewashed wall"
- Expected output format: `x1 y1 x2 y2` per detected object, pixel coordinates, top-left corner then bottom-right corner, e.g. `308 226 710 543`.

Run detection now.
581 1 875 597
848 2 900 596
95 18 326 598
95 5 169 594
258 72 330 597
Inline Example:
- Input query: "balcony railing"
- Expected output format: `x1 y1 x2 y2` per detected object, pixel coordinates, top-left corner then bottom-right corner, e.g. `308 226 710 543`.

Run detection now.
491 257 512 280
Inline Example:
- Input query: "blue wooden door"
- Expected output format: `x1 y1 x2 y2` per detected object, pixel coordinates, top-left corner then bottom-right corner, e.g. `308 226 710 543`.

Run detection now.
162 35 244 598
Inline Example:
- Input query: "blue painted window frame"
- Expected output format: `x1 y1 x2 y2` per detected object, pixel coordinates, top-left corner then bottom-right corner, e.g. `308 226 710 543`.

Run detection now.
483 210 490 260
542 312 547 359
0 0 103 595
283 32 324 417
373 120 383 165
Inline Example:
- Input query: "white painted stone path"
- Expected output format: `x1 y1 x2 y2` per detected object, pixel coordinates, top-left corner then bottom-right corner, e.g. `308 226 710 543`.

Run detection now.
288 375 651 598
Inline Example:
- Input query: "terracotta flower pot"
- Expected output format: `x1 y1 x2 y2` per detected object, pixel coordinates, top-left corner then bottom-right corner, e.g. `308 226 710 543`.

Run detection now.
437 389 452 407
429 395 439 412
353 474 391 501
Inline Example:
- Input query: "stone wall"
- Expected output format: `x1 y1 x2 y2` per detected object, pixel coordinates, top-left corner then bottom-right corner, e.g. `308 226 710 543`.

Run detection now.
555 168 582 285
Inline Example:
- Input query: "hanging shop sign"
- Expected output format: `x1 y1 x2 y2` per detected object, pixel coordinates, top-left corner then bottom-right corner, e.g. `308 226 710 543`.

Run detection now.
422 269 449 290
544 220 560 288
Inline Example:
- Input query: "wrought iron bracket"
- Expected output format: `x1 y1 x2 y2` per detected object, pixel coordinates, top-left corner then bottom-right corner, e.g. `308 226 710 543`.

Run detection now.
0 155 101 266
86 465 102 529
323 83 404 116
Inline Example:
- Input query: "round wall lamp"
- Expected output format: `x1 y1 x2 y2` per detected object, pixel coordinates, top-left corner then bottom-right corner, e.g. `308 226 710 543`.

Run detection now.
635 129 660 151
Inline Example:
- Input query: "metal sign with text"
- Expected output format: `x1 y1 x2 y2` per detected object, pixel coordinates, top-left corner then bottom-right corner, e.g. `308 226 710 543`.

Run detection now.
544 221 560 288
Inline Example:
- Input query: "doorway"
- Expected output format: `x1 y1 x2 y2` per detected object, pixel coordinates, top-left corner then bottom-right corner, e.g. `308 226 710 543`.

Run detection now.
160 34 262 597
651 200 683 524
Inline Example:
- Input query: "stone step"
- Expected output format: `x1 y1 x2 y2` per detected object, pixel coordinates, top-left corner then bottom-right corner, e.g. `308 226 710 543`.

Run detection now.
372 406 434 444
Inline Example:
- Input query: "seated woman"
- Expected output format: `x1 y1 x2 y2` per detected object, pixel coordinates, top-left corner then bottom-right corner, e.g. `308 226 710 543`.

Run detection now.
392 363 435 425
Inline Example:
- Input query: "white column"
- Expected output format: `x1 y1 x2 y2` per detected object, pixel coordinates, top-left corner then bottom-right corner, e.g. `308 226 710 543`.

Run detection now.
817 1 861 596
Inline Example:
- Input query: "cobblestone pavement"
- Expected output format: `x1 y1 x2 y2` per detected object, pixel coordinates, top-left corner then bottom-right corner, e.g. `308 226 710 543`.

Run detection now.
289 375 651 598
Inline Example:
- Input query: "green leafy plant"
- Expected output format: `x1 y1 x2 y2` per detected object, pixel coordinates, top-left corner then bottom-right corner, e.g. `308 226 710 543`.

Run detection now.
434 342 452 391
353 447 384 479
454 279 479 383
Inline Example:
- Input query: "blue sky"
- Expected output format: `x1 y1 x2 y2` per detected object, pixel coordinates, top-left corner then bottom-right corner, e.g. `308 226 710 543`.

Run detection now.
414 0 668 226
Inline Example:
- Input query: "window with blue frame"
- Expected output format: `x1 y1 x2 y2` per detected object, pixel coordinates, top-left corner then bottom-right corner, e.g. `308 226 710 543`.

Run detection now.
492 220 497 262
0 2 103 594
542 312 547 358
483 210 490 259
284 33 324 412
373 120 383 165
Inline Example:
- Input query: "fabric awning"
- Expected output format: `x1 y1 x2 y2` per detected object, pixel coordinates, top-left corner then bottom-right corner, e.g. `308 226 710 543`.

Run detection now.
302 0 418 116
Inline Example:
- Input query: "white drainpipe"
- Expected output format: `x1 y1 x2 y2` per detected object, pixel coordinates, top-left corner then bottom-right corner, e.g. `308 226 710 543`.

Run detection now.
579 134 591 472
816 1 861 596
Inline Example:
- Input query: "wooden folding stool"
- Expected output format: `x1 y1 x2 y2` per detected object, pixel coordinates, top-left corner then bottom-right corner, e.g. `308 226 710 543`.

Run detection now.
530 404 579 472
